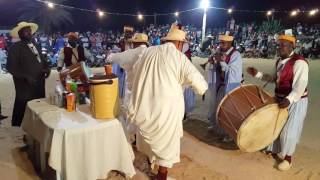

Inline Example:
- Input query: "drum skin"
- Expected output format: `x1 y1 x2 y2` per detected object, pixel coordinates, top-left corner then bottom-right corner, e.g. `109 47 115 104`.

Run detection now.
216 84 289 152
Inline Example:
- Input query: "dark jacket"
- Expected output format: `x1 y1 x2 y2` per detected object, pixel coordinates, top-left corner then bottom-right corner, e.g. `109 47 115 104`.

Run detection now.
7 40 50 126
7 41 49 87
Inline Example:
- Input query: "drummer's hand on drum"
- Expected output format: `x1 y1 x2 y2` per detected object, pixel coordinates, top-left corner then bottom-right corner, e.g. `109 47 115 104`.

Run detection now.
247 67 258 77
277 97 290 108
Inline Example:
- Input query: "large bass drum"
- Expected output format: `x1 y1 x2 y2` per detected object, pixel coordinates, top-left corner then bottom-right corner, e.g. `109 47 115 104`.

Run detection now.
216 84 289 152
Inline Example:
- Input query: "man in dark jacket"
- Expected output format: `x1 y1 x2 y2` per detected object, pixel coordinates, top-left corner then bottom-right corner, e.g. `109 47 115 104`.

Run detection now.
7 22 50 126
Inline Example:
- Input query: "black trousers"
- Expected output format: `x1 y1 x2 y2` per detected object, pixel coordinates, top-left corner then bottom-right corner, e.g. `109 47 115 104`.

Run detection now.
12 77 45 127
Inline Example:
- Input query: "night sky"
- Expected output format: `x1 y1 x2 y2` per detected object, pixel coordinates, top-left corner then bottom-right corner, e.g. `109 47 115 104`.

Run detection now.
0 0 319 31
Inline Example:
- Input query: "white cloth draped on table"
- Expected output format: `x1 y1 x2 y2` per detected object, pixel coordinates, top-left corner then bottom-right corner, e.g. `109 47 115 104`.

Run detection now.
22 99 136 180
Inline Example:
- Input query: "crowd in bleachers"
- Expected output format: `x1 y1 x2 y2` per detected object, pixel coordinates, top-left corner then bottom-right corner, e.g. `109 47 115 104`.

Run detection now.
0 22 319 73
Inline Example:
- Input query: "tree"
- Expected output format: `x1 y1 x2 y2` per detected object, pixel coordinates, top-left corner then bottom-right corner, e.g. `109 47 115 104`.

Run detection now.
18 0 73 33
259 20 283 34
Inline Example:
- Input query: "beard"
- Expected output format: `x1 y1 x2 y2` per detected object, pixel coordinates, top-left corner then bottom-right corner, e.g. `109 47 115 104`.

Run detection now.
20 35 32 42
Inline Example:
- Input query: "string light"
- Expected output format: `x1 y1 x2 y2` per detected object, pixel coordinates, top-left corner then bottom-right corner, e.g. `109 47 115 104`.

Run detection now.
290 10 298 17
138 14 143 20
200 0 210 11
309 9 319 16
98 10 105 17
47 2 54 9
35 0 320 18
266 10 273 16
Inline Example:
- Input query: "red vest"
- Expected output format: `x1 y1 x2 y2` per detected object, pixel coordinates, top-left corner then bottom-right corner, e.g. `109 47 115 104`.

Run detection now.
64 46 85 67
275 53 308 98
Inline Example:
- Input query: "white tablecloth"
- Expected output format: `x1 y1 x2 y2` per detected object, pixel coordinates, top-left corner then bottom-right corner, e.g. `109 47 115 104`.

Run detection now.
22 99 136 180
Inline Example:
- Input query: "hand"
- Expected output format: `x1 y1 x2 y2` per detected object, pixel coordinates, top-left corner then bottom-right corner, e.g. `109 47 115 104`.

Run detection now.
247 67 258 77
215 54 223 62
220 55 227 62
277 98 290 108
106 53 113 63
42 68 51 78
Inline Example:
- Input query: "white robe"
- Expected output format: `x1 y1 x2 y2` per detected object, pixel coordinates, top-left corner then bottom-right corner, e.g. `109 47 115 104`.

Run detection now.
127 43 208 167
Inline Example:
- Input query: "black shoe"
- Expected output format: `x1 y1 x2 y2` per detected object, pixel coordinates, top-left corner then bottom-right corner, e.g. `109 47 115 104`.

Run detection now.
0 115 8 120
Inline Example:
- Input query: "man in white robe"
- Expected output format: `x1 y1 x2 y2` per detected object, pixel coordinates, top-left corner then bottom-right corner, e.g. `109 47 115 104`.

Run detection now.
207 34 243 142
127 27 208 179
247 32 309 171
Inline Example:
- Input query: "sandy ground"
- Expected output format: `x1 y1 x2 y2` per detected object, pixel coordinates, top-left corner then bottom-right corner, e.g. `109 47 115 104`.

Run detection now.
0 57 319 180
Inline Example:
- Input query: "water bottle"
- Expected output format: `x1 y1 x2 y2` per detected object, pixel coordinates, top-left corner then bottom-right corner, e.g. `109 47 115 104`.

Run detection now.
55 80 64 107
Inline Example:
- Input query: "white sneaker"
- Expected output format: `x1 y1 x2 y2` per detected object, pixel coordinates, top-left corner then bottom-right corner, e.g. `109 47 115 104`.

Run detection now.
278 160 292 171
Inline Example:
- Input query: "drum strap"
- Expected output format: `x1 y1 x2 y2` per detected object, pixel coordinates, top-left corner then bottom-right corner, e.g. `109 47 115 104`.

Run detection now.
273 109 282 135
240 86 256 110
71 51 79 62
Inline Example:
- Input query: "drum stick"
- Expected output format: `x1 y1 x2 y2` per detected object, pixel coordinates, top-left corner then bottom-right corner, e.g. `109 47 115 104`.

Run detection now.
262 81 269 89
273 108 281 135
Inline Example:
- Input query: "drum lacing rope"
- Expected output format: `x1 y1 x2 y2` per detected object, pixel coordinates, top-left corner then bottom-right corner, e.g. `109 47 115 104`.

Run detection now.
240 86 256 111
220 109 238 134
257 86 267 104
242 87 267 106
229 96 245 119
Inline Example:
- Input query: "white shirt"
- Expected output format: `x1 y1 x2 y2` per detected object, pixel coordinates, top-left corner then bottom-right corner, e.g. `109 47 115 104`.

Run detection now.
27 43 41 63
256 52 308 103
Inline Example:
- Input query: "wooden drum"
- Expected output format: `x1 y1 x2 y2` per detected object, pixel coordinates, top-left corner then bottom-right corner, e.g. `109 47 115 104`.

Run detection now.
59 62 92 84
216 84 289 152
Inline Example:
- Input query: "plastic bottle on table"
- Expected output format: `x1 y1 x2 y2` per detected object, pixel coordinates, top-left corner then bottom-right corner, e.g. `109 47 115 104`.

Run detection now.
65 75 73 92
54 80 64 107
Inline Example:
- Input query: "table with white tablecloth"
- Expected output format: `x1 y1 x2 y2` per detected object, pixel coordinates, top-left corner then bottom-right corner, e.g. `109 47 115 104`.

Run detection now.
22 99 136 180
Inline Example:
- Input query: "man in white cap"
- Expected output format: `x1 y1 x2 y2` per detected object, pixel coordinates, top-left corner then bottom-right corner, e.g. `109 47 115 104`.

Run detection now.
207 32 243 141
7 22 51 126
247 31 309 171
127 25 208 180
107 33 149 143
